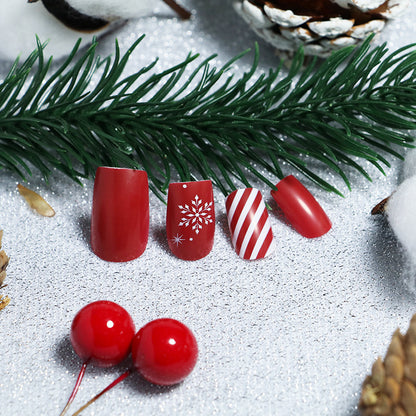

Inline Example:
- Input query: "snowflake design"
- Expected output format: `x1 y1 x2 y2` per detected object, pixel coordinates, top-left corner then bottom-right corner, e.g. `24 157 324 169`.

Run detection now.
171 234 185 246
178 195 213 234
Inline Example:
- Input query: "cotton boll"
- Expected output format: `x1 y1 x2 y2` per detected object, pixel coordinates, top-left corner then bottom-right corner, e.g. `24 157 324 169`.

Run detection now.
0 0 190 62
0 0 111 61
386 175 416 263
0 0 156 62
67 0 154 20
402 148 416 181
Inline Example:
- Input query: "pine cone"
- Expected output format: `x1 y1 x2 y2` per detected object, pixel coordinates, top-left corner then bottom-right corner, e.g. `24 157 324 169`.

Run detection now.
0 230 10 311
0 230 9 286
233 0 409 57
359 315 416 416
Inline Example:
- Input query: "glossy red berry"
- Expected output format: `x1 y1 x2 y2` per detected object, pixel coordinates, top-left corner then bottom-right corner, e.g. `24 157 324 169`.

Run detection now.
70 300 135 367
131 318 198 386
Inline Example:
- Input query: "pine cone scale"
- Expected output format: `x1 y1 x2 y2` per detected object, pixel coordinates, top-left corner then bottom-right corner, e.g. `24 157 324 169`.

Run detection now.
385 354 404 382
401 380 416 416
257 0 350 18
385 377 401 404
234 0 409 56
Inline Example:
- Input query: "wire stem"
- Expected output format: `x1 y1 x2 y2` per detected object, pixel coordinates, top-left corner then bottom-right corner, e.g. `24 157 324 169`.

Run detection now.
59 361 88 416
70 369 132 416
162 0 192 19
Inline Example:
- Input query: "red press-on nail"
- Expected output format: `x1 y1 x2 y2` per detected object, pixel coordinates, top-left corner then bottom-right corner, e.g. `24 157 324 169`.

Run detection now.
225 188 275 260
91 167 149 262
166 180 215 260
270 175 331 238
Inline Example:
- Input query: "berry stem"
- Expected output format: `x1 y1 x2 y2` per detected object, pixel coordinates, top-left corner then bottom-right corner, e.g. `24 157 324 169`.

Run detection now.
59 361 88 416
162 0 192 19
70 369 132 416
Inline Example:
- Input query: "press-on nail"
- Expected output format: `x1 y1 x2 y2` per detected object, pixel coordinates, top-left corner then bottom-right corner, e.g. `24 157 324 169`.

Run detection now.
166 180 215 260
91 167 149 262
225 188 274 260
271 175 331 238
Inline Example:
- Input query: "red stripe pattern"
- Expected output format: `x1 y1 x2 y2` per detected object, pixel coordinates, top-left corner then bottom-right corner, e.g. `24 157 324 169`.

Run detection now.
225 188 275 260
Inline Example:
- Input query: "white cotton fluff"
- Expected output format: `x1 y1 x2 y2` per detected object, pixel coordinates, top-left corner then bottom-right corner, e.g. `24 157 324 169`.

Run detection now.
386 174 416 262
0 0 90 61
67 0 153 21
0 0 154 61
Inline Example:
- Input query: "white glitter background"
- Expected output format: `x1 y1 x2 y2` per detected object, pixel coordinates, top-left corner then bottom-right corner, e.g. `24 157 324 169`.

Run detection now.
1 1 416 415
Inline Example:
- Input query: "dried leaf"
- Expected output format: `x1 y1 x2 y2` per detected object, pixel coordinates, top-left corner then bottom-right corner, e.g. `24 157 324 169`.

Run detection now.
0 295 10 311
17 184 55 217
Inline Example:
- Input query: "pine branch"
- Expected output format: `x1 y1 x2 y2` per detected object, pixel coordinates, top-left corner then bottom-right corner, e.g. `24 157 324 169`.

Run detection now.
0 35 415 199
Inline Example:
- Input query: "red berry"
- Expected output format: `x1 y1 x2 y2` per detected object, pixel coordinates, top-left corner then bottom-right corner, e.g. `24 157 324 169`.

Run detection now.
131 318 198 386
70 300 135 367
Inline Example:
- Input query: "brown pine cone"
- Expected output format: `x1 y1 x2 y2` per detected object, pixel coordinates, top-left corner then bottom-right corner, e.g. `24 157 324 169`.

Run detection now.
233 0 409 57
359 315 416 416
0 230 10 311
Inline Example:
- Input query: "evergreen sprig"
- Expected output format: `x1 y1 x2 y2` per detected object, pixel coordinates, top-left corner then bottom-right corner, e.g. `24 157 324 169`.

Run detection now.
0 35 415 199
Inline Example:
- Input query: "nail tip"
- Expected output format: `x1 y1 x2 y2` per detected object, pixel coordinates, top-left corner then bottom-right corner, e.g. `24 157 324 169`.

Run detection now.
296 217 332 238
167 243 214 261
91 229 149 262
239 248 275 261
91 249 146 262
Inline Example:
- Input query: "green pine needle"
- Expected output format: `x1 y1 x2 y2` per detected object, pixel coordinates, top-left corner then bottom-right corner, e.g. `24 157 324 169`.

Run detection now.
0 35 415 199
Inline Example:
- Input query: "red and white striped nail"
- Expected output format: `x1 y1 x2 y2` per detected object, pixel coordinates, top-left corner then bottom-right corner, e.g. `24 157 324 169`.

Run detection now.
225 188 275 260
166 180 215 260
91 167 149 262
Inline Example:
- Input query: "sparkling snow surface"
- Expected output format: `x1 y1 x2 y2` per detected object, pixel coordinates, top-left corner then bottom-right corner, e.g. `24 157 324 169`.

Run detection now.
1 1 416 415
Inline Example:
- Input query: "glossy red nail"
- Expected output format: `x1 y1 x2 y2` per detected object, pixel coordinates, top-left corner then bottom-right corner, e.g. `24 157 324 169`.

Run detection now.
270 175 331 238
166 180 215 260
91 167 149 262
225 188 275 260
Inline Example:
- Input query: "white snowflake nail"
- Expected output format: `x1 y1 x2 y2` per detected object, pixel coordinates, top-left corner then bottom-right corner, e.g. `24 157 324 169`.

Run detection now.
166 181 215 261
